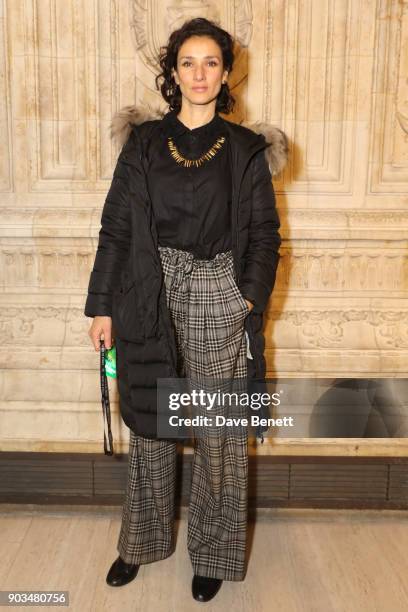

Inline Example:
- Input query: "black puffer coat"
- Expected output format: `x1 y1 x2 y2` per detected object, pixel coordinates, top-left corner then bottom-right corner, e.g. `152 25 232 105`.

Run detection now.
84 105 288 441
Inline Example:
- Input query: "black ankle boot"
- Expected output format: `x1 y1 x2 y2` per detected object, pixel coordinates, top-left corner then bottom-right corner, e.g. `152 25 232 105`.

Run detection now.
106 556 139 587
192 574 223 602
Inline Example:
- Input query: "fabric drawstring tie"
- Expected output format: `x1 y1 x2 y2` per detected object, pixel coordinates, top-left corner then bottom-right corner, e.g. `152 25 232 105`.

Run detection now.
100 338 114 455
168 249 195 289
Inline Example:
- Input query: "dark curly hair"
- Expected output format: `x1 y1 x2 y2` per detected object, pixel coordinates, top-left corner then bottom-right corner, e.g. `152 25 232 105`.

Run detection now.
155 17 236 114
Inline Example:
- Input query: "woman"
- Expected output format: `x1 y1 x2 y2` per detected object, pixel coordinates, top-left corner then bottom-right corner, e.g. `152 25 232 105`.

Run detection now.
85 17 287 603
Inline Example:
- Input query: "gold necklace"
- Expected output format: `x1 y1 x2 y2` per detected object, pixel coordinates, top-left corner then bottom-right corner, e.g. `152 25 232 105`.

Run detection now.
167 135 226 168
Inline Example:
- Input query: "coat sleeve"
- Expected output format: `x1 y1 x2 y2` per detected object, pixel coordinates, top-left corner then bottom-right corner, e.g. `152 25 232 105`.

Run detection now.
84 130 136 318
238 145 282 314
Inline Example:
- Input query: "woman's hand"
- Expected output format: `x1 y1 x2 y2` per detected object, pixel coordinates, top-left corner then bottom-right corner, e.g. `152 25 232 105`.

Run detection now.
245 299 254 313
88 316 114 351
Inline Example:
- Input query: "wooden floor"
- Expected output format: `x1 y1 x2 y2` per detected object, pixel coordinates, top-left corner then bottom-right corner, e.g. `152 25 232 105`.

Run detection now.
1 506 408 612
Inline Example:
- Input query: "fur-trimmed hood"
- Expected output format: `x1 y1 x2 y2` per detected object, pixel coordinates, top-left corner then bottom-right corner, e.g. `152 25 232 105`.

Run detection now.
110 104 289 177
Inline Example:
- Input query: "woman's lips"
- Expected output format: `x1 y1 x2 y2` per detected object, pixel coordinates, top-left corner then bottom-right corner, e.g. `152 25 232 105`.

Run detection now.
192 87 207 91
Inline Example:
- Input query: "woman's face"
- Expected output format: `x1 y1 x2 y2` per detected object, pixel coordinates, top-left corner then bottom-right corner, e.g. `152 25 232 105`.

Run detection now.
172 36 228 109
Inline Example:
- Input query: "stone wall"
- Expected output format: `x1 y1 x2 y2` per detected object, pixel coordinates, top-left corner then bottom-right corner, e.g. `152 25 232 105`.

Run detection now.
1 1 406 453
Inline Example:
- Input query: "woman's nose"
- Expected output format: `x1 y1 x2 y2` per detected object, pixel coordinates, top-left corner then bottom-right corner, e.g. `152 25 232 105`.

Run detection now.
194 68 205 79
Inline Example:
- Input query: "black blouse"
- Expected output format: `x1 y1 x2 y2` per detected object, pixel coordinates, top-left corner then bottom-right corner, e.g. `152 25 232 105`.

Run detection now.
145 109 232 260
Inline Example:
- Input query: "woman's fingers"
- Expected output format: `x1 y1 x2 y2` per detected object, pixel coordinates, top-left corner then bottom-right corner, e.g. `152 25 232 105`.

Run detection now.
88 317 113 351
101 328 112 350
89 327 102 351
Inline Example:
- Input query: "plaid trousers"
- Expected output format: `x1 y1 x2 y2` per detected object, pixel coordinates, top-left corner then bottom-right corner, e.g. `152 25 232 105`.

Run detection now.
117 246 249 581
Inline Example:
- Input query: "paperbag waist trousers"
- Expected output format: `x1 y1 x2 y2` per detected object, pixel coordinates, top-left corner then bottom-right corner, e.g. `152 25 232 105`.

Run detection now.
117 245 250 581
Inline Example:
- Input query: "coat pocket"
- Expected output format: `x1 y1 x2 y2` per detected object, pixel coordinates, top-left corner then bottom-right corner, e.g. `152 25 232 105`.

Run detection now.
112 278 145 343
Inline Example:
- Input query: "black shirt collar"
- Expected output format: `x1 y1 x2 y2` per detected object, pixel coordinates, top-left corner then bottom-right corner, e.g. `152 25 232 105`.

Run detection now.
161 109 225 139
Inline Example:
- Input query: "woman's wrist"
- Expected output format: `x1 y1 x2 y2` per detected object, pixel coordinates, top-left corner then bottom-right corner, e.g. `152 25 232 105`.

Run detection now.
245 299 254 312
